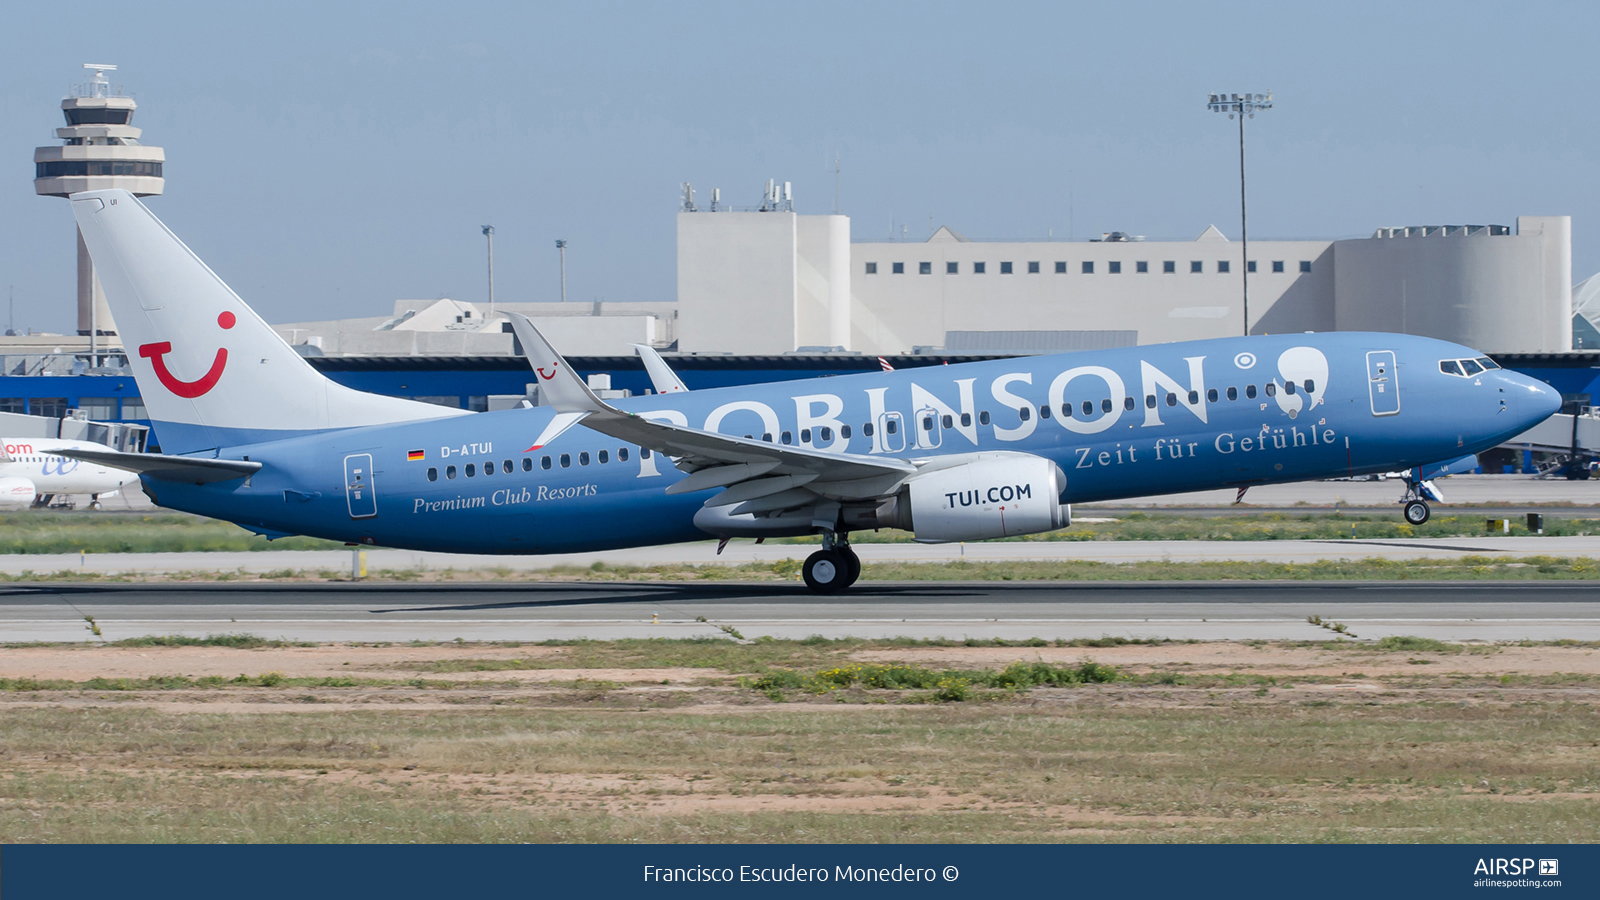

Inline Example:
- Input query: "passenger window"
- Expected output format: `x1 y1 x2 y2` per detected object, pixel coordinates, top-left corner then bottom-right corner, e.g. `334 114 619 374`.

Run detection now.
1101 399 1113 413
579 452 589 465
1303 379 1315 393
1246 385 1257 399
523 457 534 471
465 464 476 477
1145 395 1156 409
560 454 571 467
427 467 438 482
1082 401 1093 416
1227 386 1237 401
1018 407 1031 422
1207 388 1218 402
1461 359 1483 376
842 424 852 438
541 456 552 469
885 420 898 435
504 459 513 472
641 448 651 459
1061 403 1073 418
1188 390 1200 404
1166 393 1177 407
978 411 990 426
483 461 495 475
1265 382 1277 397
1284 382 1296 395
1478 357 1499 370
820 426 833 442
863 422 875 437
1123 396 1135 411
619 448 630 462
782 431 793 444
942 415 953 428
801 428 812 443
960 413 971 427
446 465 457 479
598 450 609 464
923 415 934 429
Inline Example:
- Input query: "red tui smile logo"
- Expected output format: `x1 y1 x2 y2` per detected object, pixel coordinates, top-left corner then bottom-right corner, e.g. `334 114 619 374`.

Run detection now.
139 312 236 398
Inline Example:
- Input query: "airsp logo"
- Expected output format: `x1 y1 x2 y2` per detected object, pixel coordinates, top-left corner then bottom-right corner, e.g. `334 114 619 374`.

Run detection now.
1233 352 1256 370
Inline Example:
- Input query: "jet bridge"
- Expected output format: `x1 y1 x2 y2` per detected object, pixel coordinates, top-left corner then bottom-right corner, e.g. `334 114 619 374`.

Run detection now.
1503 408 1600 478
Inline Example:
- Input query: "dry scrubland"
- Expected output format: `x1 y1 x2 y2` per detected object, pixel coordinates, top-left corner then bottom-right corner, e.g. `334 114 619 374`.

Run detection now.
1 636 1597 843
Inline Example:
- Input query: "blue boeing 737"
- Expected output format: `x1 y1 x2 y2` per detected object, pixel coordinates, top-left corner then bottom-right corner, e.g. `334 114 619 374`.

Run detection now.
63 189 1560 592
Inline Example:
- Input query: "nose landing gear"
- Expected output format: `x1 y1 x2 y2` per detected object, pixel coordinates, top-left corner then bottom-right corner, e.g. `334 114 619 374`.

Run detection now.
1399 469 1441 525
1403 499 1431 525
802 532 861 594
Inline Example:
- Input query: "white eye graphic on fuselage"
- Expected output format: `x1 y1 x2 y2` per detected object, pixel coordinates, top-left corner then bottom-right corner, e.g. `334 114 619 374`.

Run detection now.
1274 347 1329 416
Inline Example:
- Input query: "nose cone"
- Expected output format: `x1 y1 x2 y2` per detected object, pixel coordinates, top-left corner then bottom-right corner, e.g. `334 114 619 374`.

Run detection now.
1504 371 1562 429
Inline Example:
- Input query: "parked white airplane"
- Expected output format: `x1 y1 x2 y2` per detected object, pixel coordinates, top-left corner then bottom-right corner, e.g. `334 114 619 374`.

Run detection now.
0 438 139 508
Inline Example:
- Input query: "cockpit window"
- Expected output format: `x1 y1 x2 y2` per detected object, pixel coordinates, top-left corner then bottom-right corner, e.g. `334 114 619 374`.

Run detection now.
1440 360 1463 376
1461 359 1483 376
1477 357 1500 370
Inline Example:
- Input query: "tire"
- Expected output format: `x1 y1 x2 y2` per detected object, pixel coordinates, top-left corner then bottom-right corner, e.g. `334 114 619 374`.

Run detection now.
803 549 849 594
1403 500 1430 526
838 547 861 588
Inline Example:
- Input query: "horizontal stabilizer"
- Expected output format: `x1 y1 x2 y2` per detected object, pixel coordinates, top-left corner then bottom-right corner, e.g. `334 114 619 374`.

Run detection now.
57 448 261 484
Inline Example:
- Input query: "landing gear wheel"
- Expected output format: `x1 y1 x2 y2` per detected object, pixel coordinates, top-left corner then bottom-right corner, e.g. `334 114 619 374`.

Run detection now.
838 546 861 589
803 549 849 594
1403 500 1430 526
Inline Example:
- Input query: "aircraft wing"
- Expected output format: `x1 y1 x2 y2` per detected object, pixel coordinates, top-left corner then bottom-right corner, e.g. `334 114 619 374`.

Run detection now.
509 315 914 504
56 448 262 484
631 343 689 394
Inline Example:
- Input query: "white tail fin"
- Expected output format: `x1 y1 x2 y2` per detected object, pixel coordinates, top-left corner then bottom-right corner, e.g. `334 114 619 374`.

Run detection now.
70 190 467 453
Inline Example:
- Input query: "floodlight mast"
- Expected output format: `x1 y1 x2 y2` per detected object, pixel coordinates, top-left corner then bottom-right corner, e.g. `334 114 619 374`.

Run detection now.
481 226 494 318
1207 91 1273 337
555 240 568 303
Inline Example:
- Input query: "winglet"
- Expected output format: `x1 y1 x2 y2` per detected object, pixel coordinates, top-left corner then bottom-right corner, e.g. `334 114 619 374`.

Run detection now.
506 313 613 415
631 343 689 394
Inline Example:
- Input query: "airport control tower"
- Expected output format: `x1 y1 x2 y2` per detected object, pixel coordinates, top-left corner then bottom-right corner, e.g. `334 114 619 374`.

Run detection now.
33 64 165 341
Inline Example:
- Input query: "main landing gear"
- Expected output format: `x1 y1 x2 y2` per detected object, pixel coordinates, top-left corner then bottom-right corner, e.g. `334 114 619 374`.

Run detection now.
803 532 861 594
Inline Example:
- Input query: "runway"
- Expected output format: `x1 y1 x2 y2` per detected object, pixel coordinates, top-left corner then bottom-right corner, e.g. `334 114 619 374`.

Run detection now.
4 580 1596 643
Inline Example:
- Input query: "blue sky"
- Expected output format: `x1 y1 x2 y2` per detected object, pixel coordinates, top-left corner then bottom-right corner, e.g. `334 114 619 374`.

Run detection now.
1 0 1595 333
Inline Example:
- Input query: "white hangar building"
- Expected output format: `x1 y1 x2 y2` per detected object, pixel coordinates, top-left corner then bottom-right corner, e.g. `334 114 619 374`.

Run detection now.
676 190 1573 357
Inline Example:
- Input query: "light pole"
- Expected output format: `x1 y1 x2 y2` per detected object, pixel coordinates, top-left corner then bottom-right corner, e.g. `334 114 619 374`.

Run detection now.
555 239 567 303
1207 91 1272 336
481 226 494 318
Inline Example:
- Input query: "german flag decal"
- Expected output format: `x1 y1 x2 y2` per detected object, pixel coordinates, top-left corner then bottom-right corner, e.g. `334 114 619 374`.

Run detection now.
407 449 425 461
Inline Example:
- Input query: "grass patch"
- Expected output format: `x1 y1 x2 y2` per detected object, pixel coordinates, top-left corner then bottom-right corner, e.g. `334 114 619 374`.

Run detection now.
746 659 1121 701
777 512 1600 543
0 510 345 554
111 634 313 649
1373 636 1461 653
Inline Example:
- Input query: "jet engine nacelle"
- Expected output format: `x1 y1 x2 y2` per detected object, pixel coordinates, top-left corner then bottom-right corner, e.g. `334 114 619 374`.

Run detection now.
0 476 37 507
876 452 1070 542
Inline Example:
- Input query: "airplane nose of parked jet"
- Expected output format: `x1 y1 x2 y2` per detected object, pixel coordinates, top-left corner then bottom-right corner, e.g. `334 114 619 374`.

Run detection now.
1504 371 1562 429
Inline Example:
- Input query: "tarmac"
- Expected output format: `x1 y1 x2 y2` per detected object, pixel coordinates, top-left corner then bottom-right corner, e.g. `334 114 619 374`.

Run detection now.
3 580 1596 643
4 534 1599 577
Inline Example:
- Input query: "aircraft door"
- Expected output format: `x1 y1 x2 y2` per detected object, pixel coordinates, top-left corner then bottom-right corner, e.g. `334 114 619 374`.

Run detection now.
914 407 943 449
878 412 906 453
1366 351 1400 417
344 453 377 518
